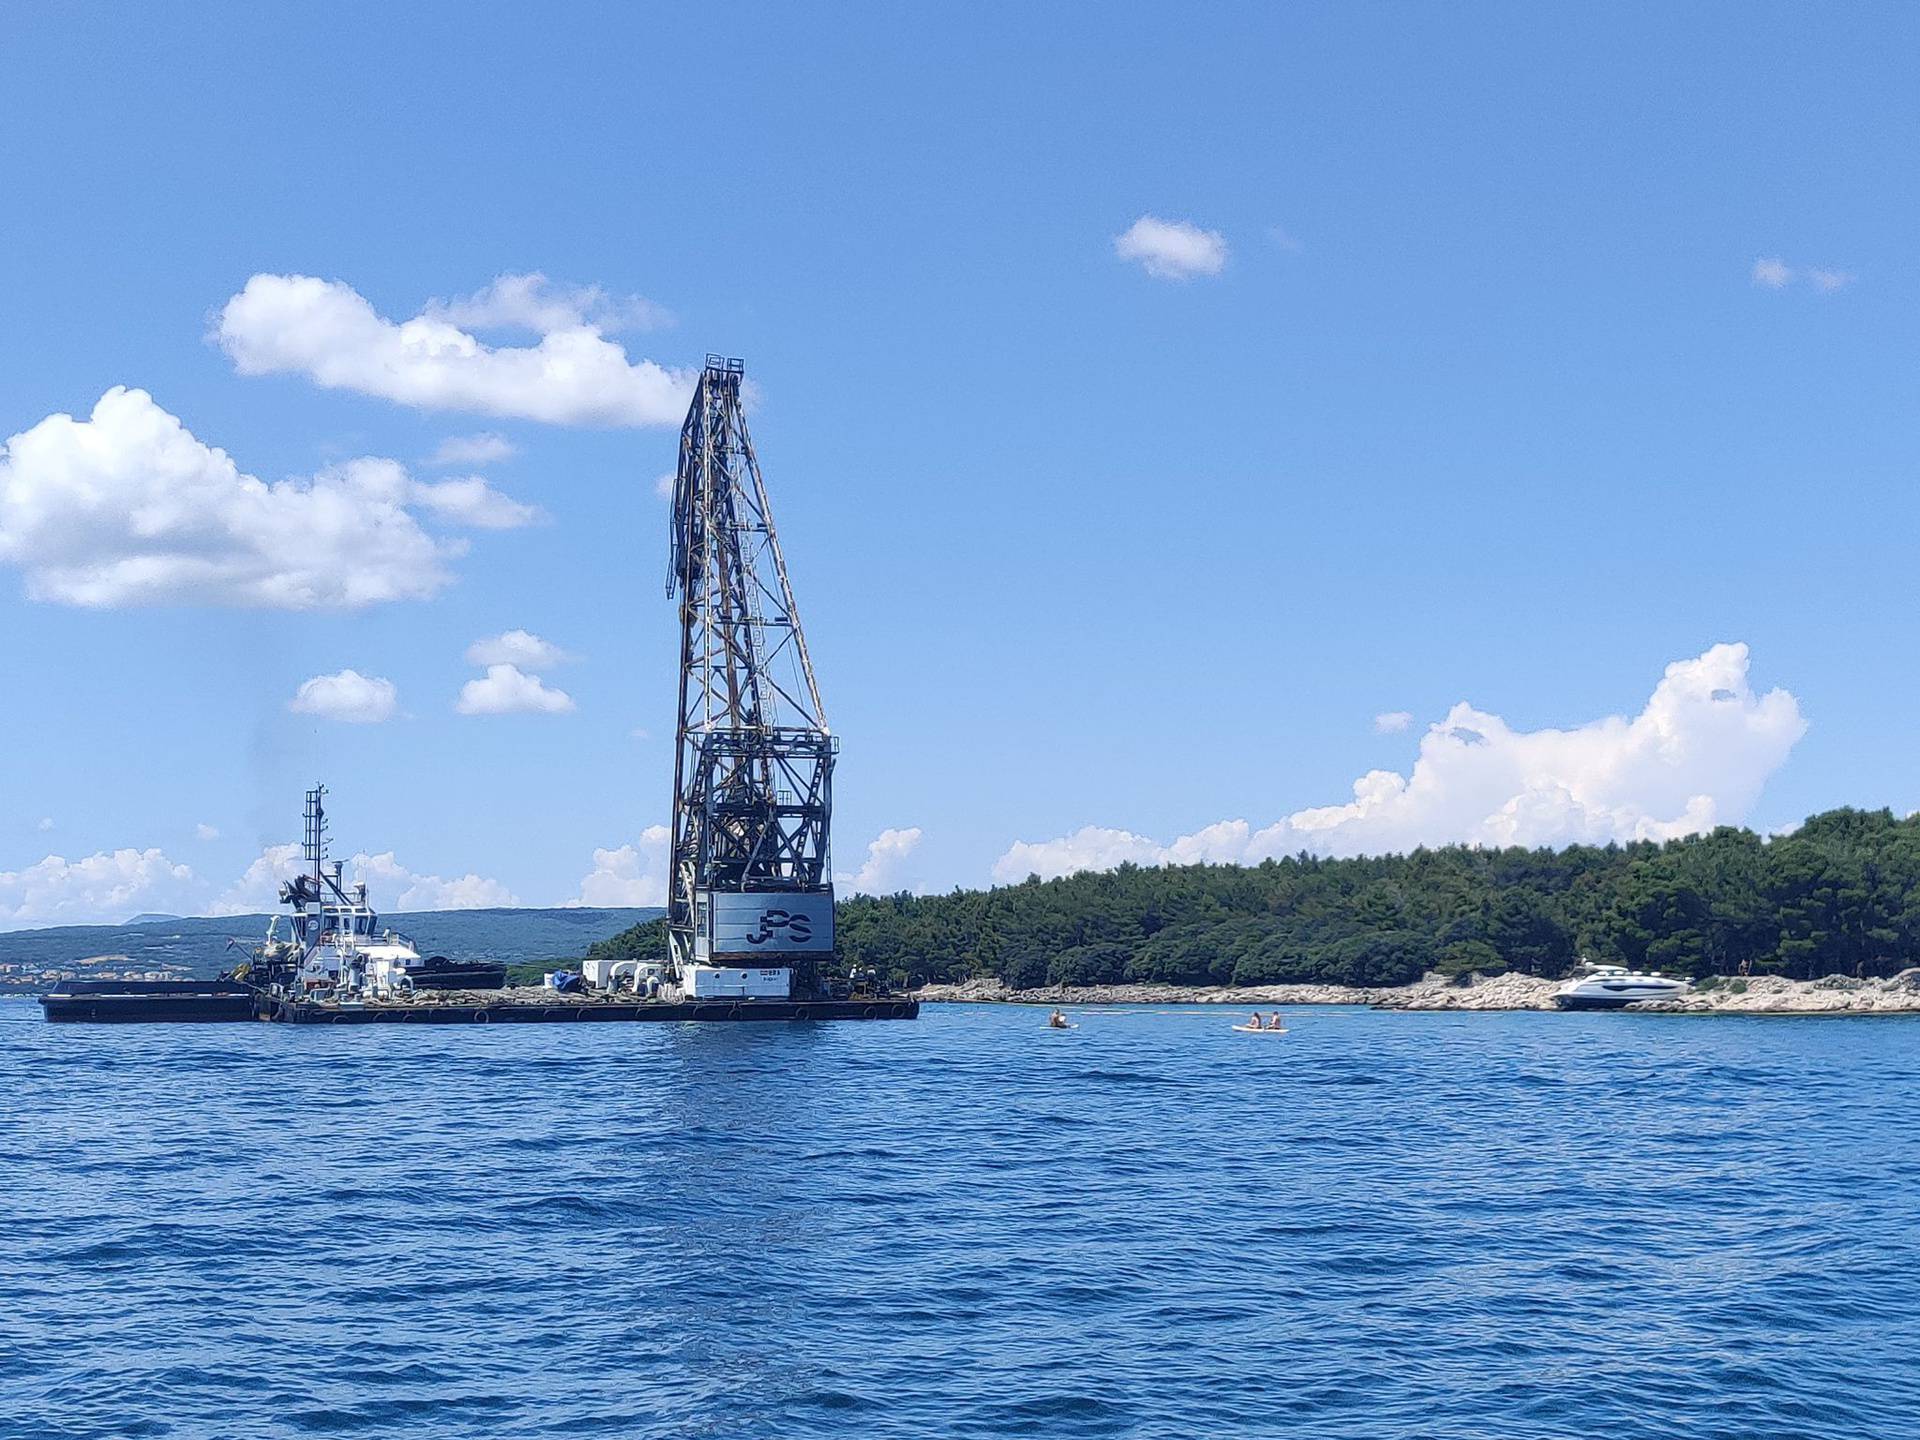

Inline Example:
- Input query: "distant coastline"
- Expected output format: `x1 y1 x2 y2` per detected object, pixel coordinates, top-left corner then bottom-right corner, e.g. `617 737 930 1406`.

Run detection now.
913 970 1920 1015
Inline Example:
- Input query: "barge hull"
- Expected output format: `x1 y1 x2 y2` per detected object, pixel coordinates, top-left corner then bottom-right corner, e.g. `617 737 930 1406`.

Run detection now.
39 981 917 1025
271 998 919 1024
40 980 258 1023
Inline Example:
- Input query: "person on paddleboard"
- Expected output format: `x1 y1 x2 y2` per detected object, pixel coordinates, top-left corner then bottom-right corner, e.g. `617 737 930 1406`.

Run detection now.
1048 1009 1069 1029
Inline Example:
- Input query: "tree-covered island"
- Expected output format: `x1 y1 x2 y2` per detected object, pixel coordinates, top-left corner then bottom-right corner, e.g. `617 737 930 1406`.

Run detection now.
578 809 1920 992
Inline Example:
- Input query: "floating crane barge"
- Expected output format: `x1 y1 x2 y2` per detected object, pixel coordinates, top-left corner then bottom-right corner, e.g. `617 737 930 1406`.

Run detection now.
42 357 916 1026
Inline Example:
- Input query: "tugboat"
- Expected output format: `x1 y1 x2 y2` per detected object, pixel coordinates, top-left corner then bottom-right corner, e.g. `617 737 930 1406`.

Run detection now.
41 784 505 1021
1553 961 1691 1010
231 785 508 997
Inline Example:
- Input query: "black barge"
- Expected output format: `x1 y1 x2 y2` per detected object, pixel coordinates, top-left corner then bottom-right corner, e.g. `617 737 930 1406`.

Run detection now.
40 978 260 1023
40 979 917 1025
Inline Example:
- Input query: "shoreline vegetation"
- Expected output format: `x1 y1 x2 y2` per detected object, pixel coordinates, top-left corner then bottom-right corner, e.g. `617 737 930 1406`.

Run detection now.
571 809 1920 1015
910 970 1920 1014
831 808 1920 996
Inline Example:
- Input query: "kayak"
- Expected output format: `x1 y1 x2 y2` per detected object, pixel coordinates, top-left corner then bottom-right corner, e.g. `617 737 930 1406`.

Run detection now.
1232 1024 1287 1034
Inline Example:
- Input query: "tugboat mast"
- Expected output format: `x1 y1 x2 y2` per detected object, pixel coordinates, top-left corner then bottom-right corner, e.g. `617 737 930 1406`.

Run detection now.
301 783 328 888
664 356 837 999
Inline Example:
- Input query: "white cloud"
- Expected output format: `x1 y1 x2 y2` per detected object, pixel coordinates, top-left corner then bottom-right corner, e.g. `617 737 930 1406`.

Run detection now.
464 629 574 671
995 826 1172 883
328 455 536 530
211 843 302 914
424 273 671 334
994 644 1805 882
408 475 541 529
212 842 515 913
428 432 517 467
1374 711 1414 734
1266 224 1305 254
0 388 532 609
351 851 519 910
215 273 693 427
571 824 671 906
288 669 399 724
36 817 53 832
1751 257 1856 294
456 663 575 715
654 471 676 501
1114 215 1229 280
195 823 220 841
0 848 196 930
839 826 926 896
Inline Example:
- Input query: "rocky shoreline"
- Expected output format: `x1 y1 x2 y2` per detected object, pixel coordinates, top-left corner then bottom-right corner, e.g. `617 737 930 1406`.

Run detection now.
911 969 1920 1014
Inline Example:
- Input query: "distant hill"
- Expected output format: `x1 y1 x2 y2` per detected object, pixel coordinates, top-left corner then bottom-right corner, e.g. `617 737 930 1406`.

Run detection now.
0 907 661 988
123 913 184 925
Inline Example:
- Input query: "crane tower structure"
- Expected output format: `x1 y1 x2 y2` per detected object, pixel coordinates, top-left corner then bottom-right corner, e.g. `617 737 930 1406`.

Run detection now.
665 357 837 1000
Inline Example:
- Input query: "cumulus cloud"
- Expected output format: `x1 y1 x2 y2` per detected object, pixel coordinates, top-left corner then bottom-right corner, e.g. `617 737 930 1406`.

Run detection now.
195 823 220 841
288 669 399 724
0 848 197 930
465 629 574 671
211 843 302 914
1751 256 1793 289
571 825 671 906
352 851 518 910
36 817 53 832
1114 215 1229 280
331 455 536 530
408 475 541 529
1374 711 1414 734
424 273 671 334
428 432 517 467
213 843 515 913
838 827 925 896
994 644 1806 882
1809 268 1855 294
0 388 533 609
215 273 693 427
456 663 575 715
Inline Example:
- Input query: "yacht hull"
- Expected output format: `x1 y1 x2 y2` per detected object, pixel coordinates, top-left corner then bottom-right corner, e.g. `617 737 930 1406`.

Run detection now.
1554 984 1689 1010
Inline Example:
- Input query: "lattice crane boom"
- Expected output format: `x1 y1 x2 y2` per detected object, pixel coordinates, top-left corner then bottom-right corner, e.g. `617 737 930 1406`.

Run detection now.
664 357 837 997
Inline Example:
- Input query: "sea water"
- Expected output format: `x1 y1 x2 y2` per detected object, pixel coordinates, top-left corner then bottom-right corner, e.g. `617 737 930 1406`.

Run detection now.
2 1000 1916 1439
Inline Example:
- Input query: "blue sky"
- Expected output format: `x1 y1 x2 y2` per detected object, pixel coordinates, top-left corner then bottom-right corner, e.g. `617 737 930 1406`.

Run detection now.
0 4 1914 926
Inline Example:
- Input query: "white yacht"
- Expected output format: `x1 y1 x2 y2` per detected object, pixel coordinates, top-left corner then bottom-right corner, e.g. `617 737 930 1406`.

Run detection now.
1554 962 1691 1010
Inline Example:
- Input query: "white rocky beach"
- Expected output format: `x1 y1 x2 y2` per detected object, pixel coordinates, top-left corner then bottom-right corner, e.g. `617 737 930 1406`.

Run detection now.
912 969 1920 1014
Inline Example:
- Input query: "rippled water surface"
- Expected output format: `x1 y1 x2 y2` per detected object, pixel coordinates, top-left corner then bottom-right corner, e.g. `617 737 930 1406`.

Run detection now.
4 1000 1918 1439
